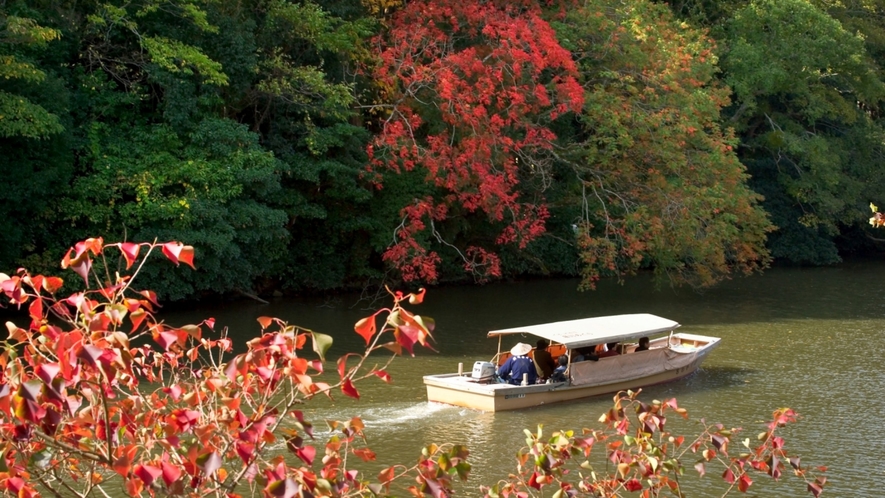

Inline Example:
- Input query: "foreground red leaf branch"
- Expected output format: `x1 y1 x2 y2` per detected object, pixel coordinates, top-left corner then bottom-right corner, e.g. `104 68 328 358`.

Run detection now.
0 239 466 498
369 0 584 283
482 390 826 498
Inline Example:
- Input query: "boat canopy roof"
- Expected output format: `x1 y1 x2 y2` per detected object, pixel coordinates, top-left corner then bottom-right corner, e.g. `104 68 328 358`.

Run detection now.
487 313 680 350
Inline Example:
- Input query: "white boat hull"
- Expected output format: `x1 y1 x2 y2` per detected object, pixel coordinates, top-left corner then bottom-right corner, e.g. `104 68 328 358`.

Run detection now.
424 333 720 411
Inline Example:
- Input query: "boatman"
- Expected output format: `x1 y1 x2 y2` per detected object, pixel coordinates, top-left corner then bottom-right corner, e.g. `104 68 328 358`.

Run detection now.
497 343 537 385
533 339 555 380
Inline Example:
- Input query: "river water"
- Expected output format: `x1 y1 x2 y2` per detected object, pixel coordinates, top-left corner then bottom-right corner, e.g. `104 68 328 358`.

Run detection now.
160 260 885 496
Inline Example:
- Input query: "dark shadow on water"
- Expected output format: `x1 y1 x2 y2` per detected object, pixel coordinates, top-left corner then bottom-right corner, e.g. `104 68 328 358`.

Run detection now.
5 260 885 339
163 258 885 347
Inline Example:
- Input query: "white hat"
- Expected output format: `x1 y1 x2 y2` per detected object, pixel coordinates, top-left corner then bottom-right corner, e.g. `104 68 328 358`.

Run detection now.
510 342 532 356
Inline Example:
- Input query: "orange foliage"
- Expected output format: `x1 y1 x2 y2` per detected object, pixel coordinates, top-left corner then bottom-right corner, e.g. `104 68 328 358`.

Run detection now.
0 240 460 498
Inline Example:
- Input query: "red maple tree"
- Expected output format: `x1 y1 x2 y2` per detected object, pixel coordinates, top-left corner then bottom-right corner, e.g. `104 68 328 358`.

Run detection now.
368 0 584 282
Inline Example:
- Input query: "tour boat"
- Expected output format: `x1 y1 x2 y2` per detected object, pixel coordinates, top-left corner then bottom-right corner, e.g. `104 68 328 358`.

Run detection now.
423 313 720 411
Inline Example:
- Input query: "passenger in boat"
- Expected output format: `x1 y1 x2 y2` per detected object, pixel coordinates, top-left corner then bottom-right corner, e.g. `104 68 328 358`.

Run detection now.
572 347 599 362
497 343 537 385
635 337 650 352
550 355 569 383
533 339 555 380
598 342 620 358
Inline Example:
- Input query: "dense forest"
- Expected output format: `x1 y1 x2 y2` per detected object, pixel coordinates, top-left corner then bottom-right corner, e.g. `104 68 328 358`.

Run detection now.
2 0 884 300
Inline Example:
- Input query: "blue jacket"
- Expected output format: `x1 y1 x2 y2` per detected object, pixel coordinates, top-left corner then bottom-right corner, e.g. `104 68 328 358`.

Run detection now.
550 365 568 382
497 355 537 385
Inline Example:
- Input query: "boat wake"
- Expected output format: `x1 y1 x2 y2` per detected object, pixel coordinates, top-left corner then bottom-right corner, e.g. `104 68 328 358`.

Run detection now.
305 401 468 436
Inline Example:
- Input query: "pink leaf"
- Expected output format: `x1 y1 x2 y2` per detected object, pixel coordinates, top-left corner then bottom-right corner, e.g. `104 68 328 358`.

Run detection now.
155 330 178 351
70 257 92 284
28 298 43 324
267 478 299 498
117 243 140 269
162 242 196 269
43 276 63 293
291 410 314 438
161 461 181 486
738 474 752 492
36 363 60 384
77 344 103 368
139 290 159 306
163 385 182 401
236 441 255 463
6 477 25 493
178 246 195 268
197 452 221 477
294 445 316 466
134 464 162 486
372 370 392 383
394 328 416 356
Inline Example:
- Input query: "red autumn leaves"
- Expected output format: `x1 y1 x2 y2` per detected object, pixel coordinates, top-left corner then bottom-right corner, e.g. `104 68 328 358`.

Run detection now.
0 239 442 498
60 237 195 284
487 392 825 497
353 287 434 358
370 0 584 283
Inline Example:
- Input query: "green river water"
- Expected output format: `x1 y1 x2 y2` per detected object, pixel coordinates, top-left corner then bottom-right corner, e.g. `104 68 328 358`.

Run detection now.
157 260 885 496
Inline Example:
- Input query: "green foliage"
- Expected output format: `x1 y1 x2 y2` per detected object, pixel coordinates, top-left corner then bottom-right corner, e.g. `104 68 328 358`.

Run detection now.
1 14 59 44
61 117 287 299
0 11 63 138
0 0 383 299
748 158 842 264
720 0 885 264
0 127 73 275
264 0 371 53
550 0 772 289
819 0 885 65
665 0 744 28
141 35 228 85
724 0 882 115
0 54 46 81
0 4 75 278
15 0 885 297
220 0 380 291
79 1 227 89
0 90 63 138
